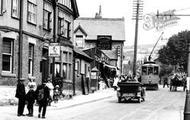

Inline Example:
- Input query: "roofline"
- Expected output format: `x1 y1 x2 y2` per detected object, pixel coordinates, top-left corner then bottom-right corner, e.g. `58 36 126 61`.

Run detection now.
74 25 88 36
85 39 125 42
76 17 125 21
71 0 79 19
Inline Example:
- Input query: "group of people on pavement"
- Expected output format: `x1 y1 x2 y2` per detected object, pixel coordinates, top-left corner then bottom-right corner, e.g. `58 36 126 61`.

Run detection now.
15 77 60 119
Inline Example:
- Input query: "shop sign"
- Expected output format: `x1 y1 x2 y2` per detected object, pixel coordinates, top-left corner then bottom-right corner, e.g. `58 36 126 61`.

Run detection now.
97 35 112 50
49 43 60 57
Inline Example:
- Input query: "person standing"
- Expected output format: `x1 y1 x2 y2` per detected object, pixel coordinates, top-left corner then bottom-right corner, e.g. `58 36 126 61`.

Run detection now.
113 75 120 90
46 77 54 106
25 77 36 117
36 82 50 118
15 78 26 117
163 76 169 88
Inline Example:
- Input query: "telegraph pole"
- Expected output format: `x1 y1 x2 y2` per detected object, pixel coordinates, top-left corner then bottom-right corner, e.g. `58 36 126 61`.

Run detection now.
18 0 23 80
52 0 57 84
132 0 143 76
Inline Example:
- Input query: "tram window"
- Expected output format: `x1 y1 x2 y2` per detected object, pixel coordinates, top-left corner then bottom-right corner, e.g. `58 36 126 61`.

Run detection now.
154 67 159 75
148 67 153 75
142 66 147 75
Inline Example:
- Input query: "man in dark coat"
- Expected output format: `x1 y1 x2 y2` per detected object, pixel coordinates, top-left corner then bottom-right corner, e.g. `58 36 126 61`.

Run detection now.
36 82 50 118
15 78 26 116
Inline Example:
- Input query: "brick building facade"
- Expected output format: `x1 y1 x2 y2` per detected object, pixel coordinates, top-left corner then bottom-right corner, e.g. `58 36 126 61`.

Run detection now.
0 0 79 86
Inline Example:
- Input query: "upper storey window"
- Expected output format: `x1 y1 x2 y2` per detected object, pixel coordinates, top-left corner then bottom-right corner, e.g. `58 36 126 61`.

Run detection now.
43 1 52 31
0 0 2 15
58 0 71 9
27 0 37 25
12 0 20 18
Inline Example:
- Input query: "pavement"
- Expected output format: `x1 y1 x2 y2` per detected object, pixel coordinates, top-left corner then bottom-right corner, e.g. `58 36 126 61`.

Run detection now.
0 85 115 108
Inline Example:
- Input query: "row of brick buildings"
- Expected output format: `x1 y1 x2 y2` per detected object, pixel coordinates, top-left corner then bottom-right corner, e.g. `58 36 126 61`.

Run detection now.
0 0 125 95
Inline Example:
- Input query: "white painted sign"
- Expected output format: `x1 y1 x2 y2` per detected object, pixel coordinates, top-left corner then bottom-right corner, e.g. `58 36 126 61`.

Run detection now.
49 43 60 57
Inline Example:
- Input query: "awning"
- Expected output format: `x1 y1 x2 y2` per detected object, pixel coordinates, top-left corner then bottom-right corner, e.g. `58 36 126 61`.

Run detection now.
73 47 93 62
103 63 117 70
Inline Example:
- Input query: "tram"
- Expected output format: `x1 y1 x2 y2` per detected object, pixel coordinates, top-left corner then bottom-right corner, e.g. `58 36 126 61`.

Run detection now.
141 61 160 90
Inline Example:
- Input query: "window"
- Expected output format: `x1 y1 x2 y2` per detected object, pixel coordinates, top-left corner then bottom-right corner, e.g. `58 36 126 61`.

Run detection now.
27 0 37 24
58 17 64 35
2 38 13 73
43 1 52 30
154 66 159 75
0 0 3 15
142 66 147 75
75 35 84 48
148 67 153 75
63 63 67 79
62 51 72 80
28 43 34 75
55 63 61 77
64 20 70 39
76 60 80 75
12 0 20 18
58 0 71 9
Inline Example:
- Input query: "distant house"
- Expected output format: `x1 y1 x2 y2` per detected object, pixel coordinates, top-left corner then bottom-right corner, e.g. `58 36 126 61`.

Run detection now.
74 15 125 75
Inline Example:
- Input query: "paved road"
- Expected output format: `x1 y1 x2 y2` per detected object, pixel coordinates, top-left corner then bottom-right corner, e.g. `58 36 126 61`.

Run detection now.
50 86 185 120
0 86 186 120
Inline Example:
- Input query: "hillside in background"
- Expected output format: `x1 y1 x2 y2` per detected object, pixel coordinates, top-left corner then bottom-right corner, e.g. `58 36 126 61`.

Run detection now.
123 44 166 62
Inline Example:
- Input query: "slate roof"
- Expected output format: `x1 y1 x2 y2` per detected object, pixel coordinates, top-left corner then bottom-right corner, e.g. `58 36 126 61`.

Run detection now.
73 47 93 61
102 50 117 60
74 17 125 41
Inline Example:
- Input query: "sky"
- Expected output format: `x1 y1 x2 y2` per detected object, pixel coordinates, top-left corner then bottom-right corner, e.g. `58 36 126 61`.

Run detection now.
76 0 190 46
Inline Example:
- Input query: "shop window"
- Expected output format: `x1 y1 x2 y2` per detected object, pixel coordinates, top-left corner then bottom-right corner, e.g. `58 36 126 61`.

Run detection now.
76 60 80 75
2 38 14 73
62 51 72 80
63 63 67 79
55 63 61 77
28 43 34 75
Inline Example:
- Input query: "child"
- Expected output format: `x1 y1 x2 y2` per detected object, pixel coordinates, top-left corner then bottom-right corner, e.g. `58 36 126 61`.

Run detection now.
26 85 36 117
53 85 60 103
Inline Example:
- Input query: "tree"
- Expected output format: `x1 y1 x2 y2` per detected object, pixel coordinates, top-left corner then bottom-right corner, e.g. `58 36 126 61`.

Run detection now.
157 30 190 72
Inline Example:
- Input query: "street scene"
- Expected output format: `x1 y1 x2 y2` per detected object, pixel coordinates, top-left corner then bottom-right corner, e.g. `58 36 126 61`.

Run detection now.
0 0 190 120
0 86 185 120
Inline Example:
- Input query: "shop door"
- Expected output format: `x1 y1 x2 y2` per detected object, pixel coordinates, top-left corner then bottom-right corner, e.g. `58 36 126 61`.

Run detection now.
41 60 49 82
